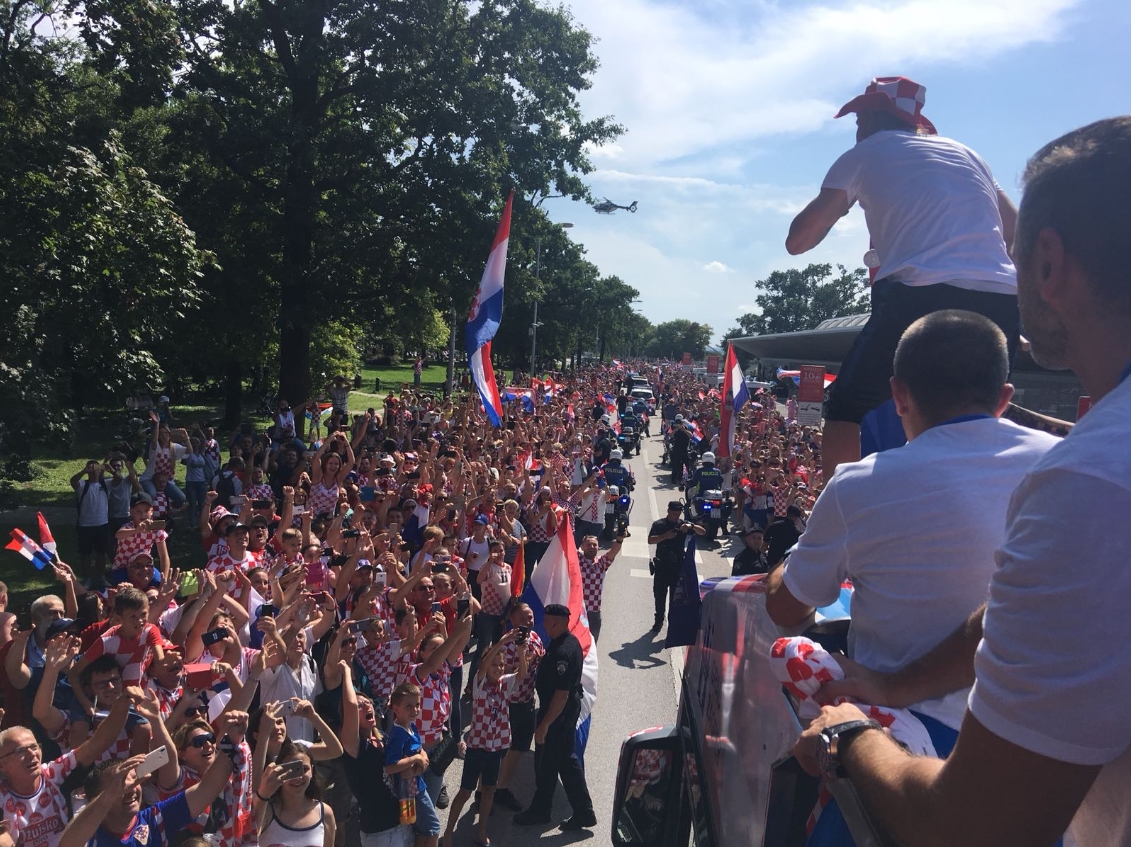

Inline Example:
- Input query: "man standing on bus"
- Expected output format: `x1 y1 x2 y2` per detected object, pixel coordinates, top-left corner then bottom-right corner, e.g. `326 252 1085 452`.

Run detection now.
786 77 1021 479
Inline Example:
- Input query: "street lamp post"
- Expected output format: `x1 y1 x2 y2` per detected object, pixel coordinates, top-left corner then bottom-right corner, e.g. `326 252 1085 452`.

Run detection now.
531 222 572 377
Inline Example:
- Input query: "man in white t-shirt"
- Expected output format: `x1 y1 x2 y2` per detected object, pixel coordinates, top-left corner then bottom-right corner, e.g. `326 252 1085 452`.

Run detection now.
767 310 1056 737
794 117 1131 847
786 76 1021 479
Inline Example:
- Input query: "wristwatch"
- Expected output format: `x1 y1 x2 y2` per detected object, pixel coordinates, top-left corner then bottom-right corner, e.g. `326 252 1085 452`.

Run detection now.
815 718 882 780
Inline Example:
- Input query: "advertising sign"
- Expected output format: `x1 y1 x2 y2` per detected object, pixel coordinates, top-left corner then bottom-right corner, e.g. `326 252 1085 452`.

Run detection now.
682 352 692 365
706 354 720 375
797 365 825 426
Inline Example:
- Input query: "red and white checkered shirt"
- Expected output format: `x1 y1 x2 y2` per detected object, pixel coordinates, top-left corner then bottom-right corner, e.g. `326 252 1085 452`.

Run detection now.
553 491 581 528
465 673 518 752
83 623 165 687
308 481 339 518
580 552 614 613
771 485 789 517
526 509 554 543
246 483 274 502
113 522 169 568
206 550 256 574
502 631 544 704
356 638 408 703
409 662 451 746
218 740 255 847
0 751 77 847
478 562 512 616
152 491 170 518
147 679 184 721
153 447 176 479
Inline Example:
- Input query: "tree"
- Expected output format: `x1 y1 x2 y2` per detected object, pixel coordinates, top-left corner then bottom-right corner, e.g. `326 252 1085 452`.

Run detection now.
646 320 713 361
724 263 869 338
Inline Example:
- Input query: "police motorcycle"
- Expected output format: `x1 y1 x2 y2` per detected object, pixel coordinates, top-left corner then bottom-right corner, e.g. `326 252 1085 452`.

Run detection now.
683 452 726 541
602 448 635 541
618 412 642 456
631 399 652 436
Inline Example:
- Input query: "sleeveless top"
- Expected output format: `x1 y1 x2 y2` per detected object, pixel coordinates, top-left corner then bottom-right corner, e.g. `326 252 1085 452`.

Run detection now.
260 800 326 847
307 480 338 518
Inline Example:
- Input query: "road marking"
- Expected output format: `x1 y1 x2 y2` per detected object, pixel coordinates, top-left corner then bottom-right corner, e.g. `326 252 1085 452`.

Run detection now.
629 568 652 579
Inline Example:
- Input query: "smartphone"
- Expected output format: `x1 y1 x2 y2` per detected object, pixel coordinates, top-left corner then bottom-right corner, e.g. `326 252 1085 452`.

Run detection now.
184 662 214 689
292 504 306 515
457 596 470 618
252 499 272 509
179 571 200 597
277 699 298 717
135 745 171 779
148 520 166 531
341 528 360 539
258 604 276 618
348 618 374 635
201 627 229 647
373 571 388 588
277 758 305 780
430 601 442 614
517 625 530 644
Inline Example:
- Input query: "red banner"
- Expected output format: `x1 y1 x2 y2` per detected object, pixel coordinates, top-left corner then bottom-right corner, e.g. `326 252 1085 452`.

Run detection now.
706 354 720 374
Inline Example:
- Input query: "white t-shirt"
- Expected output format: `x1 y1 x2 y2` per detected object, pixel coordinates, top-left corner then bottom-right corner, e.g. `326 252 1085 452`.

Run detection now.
76 479 109 527
460 535 491 573
782 416 1056 729
969 379 1131 846
822 131 1015 293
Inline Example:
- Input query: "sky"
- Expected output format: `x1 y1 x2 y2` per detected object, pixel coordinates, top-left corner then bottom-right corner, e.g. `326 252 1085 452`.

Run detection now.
537 0 1131 344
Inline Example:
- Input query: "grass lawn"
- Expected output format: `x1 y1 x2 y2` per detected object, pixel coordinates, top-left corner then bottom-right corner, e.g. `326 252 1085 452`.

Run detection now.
357 363 450 400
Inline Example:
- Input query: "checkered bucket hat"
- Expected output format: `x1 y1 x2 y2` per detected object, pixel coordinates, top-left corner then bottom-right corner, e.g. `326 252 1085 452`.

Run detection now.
835 76 937 135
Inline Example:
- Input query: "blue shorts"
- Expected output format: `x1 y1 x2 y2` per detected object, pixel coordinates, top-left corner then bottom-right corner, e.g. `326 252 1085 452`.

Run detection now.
412 785 441 837
460 748 505 791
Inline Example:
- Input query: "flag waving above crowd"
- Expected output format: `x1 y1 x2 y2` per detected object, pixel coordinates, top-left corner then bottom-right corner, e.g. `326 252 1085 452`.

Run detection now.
466 191 513 426
718 343 749 458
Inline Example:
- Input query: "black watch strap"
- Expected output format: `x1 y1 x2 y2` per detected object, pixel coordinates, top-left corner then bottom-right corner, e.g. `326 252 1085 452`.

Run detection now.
823 718 883 779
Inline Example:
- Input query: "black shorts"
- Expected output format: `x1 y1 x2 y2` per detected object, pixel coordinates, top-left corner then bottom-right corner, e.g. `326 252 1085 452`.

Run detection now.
509 700 535 752
460 748 505 791
77 524 111 556
824 279 1019 424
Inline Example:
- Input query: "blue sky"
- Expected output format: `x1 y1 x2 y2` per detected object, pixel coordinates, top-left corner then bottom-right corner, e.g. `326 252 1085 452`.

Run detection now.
540 0 1131 343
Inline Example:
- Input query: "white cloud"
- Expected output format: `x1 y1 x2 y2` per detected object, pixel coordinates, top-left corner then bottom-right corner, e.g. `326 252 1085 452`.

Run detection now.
703 261 731 274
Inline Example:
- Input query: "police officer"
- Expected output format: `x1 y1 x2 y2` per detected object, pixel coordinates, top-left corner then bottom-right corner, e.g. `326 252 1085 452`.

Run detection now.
602 448 634 493
593 418 614 466
647 501 706 633
668 416 692 486
514 604 597 831
686 451 723 501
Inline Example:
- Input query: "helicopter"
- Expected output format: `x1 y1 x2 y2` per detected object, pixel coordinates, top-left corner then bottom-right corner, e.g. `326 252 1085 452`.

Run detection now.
593 198 638 215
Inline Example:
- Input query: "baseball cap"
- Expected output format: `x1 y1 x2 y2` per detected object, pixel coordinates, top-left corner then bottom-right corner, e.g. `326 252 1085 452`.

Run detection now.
475 515 491 525
45 618 77 640
130 492 154 508
248 515 270 528
224 522 250 536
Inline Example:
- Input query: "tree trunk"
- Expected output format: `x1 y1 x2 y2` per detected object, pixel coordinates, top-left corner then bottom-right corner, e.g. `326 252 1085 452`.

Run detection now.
223 359 243 428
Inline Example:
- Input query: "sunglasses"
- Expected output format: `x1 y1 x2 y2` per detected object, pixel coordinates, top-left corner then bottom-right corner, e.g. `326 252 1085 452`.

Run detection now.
187 732 215 748
184 706 207 718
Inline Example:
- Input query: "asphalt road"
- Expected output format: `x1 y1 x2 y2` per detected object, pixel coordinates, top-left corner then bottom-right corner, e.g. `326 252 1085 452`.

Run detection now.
437 430 738 846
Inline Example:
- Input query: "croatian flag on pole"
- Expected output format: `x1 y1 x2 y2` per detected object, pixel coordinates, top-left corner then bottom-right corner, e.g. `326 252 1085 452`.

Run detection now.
465 191 514 427
717 343 749 459
6 529 54 570
521 514 598 761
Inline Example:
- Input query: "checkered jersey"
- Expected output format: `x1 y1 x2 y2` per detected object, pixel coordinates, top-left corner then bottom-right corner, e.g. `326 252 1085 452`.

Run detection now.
580 552 614 613
246 483 274 502
465 672 518 752
307 481 339 518
153 447 176 479
147 679 184 721
771 486 788 517
206 550 256 574
410 662 452 746
84 623 165 687
502 631 544 704
479 562 512 616
553 491 581 527
526 510 553 543
356 638 407 703
153 491 170 518
0 750 78 847
113 522 169 568
217 740 255 847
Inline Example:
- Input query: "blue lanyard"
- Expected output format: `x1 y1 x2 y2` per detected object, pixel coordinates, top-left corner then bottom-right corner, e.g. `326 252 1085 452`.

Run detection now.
936 413 992 427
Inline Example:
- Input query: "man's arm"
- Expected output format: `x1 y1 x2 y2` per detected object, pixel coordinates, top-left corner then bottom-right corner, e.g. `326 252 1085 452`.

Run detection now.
534 690 568 744
795 702 1097 847
764 560 815 629
57 756 146 847
997 189 1018 252
785 188 852 255
817 605 983 708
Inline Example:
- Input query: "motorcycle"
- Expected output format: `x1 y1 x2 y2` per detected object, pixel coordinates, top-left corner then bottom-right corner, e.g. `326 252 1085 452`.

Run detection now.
685 488 725 541
618 422 641 456
604 485 633 541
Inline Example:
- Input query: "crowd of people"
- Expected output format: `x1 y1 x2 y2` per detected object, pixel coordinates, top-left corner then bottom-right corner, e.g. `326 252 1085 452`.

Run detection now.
3 359 805 847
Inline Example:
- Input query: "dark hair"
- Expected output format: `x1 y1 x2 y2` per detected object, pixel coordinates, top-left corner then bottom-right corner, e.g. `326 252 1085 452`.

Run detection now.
84 759 118 800
81 654 121 688
272 739 322 801
1016 117 1131 314
893 310 1008 424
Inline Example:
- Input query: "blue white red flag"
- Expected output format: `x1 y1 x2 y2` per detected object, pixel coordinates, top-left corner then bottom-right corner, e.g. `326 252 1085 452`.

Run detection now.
689 420 704 443
465 192 514 427
521 514 598 761
503 387 535 414
5 528 54 570
718 343 749 459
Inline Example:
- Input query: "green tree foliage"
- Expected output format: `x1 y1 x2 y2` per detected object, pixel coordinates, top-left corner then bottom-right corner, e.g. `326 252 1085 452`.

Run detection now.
724 263 870 338
646 320 713 361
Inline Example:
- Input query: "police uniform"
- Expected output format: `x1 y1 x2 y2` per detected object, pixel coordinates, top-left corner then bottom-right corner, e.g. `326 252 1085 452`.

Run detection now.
649 515 692 629
688 464 723 500
523 608 595 824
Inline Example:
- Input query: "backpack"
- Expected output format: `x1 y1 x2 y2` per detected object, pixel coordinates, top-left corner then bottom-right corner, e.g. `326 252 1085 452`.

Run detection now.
215 470 239 507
